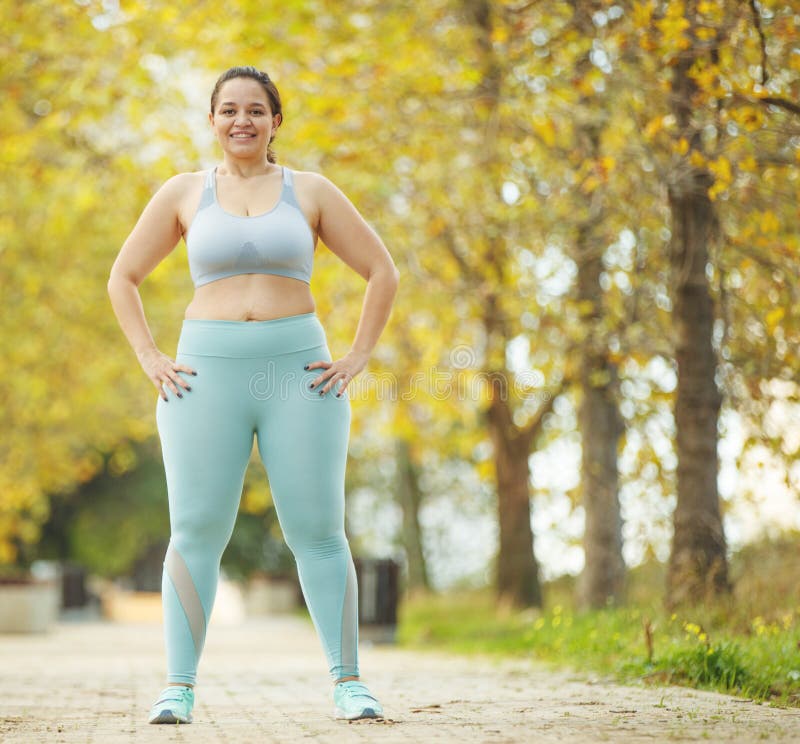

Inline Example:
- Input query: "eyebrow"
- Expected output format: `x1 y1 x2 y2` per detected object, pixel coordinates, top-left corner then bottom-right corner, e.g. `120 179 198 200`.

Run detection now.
219 101 267 107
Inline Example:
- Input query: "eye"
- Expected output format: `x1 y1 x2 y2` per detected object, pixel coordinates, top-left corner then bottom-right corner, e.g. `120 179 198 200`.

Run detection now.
221 108 235 115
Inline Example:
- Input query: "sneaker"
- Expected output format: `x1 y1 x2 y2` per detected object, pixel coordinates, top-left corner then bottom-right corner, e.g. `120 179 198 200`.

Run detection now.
333 680 384 720
148 684 195 724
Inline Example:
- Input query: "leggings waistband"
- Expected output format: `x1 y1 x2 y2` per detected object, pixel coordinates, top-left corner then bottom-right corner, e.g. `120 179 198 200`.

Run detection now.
176 312 327 358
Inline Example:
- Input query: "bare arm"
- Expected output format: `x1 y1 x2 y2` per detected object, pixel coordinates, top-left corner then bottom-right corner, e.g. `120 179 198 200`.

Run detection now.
315 173 400 357
107 174 196 399
307 173 400 396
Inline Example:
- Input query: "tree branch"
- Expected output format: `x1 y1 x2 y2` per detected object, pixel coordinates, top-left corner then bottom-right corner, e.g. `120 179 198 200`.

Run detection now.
503 0 546 14
748 0 769 85
760 96 800 117
519 378 567 444
440 221 482 285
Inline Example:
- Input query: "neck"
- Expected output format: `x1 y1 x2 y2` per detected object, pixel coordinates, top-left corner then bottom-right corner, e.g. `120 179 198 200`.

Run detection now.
219 156 277 178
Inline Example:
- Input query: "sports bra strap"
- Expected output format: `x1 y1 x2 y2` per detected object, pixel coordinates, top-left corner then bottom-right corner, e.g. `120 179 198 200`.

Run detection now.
281 167 303 211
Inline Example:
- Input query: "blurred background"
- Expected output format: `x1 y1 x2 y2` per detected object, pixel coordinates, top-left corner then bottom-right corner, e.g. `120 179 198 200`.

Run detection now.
1 0 799 651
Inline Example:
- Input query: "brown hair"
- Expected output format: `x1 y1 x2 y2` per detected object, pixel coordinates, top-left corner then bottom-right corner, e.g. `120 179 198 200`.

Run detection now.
210 66 282 164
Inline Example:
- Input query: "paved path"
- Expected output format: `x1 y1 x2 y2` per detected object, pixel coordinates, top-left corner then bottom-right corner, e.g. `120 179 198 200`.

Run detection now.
1 616 798 743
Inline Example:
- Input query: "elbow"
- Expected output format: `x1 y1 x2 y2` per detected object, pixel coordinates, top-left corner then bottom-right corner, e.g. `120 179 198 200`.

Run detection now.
106 272 122 296
366 262 400 289
382 263 400 288
381 265 400 296
107 263 139 293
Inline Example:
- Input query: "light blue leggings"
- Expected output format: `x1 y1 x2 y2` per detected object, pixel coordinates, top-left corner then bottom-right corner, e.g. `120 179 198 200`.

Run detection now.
155 312 358 685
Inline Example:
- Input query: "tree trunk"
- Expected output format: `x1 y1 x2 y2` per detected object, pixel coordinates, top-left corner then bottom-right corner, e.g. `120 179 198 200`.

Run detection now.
576 230 625 609
487 375 542 607
394 438 430 592
568 0 627 605
666 49 729 606
459 0 543 608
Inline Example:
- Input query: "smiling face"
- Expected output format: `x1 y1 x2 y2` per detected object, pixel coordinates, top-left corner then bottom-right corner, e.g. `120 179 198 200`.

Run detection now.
208 76 281 159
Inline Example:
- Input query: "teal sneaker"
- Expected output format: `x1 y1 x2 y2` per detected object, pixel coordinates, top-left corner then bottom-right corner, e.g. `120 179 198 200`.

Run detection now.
148 684 194 724
333 680 384 720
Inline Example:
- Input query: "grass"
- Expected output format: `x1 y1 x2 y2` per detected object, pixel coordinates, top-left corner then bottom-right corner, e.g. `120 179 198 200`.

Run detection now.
395 533 800 707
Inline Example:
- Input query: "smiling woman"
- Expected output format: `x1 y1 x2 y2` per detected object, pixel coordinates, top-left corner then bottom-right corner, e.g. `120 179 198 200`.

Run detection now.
210 68 282 166
106 64 399 726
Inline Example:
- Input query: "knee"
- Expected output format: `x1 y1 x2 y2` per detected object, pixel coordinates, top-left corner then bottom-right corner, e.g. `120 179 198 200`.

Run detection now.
171 508 232 555
284 525 348 559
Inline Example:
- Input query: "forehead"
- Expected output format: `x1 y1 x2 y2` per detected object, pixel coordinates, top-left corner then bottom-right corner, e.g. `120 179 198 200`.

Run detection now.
217 77 269 104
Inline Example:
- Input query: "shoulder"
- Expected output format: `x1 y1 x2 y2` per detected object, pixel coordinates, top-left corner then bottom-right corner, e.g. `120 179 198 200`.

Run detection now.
288 168 349 203
288 168 326 189
146 170 205 207
158 170 206 195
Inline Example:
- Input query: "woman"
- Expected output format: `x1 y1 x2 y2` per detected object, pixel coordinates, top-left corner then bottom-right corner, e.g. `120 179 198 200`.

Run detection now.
107 65 399 724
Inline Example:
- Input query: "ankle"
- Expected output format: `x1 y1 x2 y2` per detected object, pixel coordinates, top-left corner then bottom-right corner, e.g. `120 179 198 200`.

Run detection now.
336 676 359 684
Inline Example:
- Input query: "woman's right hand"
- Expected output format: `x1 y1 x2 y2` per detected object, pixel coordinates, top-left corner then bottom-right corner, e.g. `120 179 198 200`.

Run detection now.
138 348 197 401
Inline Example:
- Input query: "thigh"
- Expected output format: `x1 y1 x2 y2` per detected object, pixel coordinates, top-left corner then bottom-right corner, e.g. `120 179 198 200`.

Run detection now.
156 353 255 534
254 345 352 538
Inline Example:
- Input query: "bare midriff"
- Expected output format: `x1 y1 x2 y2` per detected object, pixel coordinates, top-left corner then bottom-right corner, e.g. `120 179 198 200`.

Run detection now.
183 273 316 322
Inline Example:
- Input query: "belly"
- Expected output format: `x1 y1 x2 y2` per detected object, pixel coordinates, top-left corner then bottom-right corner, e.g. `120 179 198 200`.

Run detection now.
184 274 316 321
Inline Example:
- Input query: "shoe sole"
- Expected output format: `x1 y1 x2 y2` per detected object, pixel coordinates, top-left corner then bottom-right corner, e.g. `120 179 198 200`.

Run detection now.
334 706 384 721
149 709 193 724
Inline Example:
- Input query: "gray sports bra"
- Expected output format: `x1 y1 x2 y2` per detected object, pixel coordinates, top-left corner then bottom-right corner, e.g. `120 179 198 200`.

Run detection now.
185 166 315 287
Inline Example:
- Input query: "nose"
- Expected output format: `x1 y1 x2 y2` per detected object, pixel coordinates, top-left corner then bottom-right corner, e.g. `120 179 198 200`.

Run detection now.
234 110 251 126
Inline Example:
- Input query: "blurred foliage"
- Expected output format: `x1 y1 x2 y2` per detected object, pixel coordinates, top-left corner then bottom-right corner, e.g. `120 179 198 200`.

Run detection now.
33 436 295 581
58 443 169 577
0 1 798 587
220 507 297 583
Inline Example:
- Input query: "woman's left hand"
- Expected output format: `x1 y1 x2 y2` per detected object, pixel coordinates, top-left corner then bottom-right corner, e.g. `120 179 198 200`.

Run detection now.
305 349 370 397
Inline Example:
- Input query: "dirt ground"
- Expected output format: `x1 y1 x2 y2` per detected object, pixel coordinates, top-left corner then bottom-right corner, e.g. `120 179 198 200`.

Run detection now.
1 615 798 743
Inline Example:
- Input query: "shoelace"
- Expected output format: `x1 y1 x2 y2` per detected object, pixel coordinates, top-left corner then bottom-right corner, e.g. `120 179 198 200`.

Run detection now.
338 682 378 702
155 686 192 706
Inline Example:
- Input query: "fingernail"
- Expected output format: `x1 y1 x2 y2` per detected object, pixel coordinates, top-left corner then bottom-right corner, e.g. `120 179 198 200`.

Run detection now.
186 386 192 392
192 371 198 376
319 390 324 396
336 393 341 398
303 365 309 370
177 393 183 398
309 383 314 389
